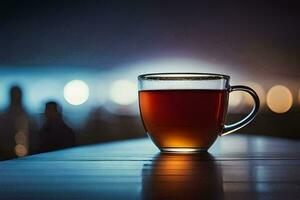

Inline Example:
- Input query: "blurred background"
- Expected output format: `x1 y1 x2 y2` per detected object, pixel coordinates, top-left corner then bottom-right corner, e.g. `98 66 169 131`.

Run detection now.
0 0 299 160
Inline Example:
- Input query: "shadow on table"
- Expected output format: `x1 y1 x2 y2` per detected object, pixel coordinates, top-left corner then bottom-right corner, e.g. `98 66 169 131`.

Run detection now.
141 153 224 200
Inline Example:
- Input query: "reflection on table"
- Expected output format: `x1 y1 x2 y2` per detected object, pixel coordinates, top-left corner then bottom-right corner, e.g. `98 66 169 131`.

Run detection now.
142 153 224 199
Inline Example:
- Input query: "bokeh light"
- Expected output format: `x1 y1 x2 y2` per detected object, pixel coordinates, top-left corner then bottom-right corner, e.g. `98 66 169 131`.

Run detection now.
266 85 293 113
243 82 266 108
229 91 244 108
14 131 27 145
64 80 89 105
28 79 62 111
227 82 266 113
96 81 108 106
109 80 137 105
14 144 28 157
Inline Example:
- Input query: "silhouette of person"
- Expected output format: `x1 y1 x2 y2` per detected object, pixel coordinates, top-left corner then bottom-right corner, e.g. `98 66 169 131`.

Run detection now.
39 101 75 152
80 107 111 145
8 86 26 114
0 85 32 160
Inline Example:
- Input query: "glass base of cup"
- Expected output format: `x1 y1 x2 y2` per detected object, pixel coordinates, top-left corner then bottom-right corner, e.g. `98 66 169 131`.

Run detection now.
159 147 208 153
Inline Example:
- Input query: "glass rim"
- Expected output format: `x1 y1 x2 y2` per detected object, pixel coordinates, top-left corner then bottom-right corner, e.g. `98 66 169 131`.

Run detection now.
138 73 230 80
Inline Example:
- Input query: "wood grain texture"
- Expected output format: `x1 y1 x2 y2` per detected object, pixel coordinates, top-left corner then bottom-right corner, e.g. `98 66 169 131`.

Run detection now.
0 135 299 200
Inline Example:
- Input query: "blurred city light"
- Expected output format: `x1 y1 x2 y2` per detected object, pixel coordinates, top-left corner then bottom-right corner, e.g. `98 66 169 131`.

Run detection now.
229 91 244 109
96 81 108 106
64 80 89 105
267 85 293 113
228 91 245 113
28 79 62 111
122 58 244 82
14 144 28 157
109 80 137 105
243 82 266 108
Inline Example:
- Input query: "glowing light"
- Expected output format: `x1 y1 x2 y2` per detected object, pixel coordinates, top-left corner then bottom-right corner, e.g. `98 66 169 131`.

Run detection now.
110 80 137 105
267 85 293 113
243 82 266 107
64 80 89 105
15 131 27 145
220 135 248 152
28 79 62 111
162 148 202 153
14 144 28 157
229 91 244 108
96 81 108 106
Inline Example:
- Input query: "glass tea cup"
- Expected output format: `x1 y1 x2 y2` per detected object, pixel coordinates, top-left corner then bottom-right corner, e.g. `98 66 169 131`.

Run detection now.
138 73 259 152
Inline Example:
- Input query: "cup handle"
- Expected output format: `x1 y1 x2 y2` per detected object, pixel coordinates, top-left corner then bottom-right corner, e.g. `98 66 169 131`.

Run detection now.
221 85 260 136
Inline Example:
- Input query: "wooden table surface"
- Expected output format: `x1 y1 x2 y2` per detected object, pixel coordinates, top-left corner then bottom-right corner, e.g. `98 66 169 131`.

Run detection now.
0 135 299 200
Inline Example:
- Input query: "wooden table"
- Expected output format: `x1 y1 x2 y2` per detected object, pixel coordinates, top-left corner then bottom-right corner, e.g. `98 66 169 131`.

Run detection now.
0 135 299 200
